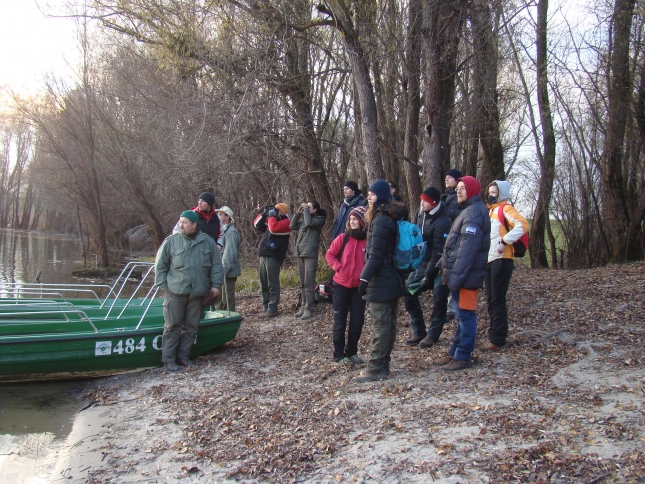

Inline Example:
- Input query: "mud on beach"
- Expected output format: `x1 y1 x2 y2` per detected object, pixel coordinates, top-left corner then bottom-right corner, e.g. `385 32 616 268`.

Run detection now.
57 263 644 483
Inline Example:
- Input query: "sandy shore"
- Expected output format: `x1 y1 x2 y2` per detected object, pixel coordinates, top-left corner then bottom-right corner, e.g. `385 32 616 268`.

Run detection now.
52 264 645 483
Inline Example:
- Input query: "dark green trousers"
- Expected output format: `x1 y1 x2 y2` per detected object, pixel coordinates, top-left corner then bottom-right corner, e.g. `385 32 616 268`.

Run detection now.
366 299 399 375
259 256 281 312
214 277 237 312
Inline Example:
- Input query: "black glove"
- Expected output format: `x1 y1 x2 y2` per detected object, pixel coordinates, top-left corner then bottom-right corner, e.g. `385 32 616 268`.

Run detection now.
358 280 368 296
266 208 278 218
420 277 433 292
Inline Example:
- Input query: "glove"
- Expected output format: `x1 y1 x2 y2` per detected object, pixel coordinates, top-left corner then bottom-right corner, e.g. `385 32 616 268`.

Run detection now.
266 208 278 218
420 277 433 292
358 280 368 296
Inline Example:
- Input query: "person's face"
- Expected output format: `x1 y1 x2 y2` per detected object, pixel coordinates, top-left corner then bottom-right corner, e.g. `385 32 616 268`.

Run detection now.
445 175 458 189
488 185 499 199
343 186 355 198
179 217 198 235
367 191 377 206
420 198 434 212
218 212 230 225
456 182 468 203
389 184 396 196
197 199 211 212
349 215 362 230
307 202 317 214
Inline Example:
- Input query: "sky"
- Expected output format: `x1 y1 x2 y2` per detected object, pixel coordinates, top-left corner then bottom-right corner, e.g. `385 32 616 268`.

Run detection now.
0 0 79 97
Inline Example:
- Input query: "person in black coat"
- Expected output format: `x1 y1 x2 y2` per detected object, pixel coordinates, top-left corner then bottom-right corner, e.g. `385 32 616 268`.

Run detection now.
355 179 408 383
441 169 463 223
403 187 452 347
435 176 490 371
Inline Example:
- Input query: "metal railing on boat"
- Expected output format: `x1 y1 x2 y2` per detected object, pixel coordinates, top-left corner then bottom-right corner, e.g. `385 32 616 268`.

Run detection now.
0 309 99 332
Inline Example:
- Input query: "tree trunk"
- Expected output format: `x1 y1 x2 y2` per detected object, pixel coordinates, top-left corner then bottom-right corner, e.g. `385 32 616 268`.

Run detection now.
600 0 636 262
403 0 423 214
421 0 466 190
529 0 557 268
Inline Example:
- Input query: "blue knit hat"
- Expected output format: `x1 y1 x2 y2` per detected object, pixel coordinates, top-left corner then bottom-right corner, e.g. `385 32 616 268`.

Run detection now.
368 179 391 205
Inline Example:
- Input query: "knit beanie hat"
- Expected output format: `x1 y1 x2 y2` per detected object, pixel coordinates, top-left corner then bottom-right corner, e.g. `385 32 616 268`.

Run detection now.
344 180 360 194
199 192 216 209
275 203 289 215
348 205 367 228
459 176 482 201
445 169 463 181
180 210 199 223
368 179 391 205
420 186 441 206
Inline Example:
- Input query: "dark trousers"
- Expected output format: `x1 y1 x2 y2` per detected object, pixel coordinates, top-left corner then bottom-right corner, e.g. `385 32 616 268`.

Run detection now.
484 258 514 346
161 289 204 363
403 274 450 342
332 283 366 360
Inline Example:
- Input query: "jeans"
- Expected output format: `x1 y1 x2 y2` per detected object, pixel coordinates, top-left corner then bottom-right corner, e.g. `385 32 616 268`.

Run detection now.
484 258 514 346
367 299 399 375
259 256 282 312
297 257 318 310
161 289 204 363
332 283 366 360
403 273 449 341
449 289 477 361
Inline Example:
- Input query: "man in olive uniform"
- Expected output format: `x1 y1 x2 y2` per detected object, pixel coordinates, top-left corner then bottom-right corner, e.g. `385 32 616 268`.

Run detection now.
155 210 223 371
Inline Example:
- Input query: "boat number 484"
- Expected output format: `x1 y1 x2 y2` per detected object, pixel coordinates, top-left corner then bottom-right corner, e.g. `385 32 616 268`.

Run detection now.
95 336 163 356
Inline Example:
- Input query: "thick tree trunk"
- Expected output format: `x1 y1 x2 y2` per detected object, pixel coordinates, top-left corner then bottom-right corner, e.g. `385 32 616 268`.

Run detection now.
529 0 557 268
421 0 466 190
600 0 636 262
403 0 423 213
470 0 504 187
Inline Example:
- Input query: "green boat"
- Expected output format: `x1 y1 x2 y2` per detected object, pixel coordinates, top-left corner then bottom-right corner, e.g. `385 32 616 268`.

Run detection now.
0 262 242 382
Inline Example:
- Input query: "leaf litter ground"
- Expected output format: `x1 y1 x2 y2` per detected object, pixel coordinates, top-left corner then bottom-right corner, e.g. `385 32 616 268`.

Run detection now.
82 262 645 483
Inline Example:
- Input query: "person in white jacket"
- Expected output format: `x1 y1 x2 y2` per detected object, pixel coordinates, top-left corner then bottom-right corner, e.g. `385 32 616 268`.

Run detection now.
482 180 529 351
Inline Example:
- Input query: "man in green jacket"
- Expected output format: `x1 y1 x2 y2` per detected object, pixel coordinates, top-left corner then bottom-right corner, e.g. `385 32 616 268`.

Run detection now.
155 210 224 371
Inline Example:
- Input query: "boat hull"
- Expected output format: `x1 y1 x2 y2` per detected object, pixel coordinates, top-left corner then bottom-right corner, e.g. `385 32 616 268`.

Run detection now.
0 310 241 382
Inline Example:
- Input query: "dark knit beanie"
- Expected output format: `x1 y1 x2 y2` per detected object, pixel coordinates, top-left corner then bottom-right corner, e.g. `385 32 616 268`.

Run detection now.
199 192 216 209
344 180 359 193
368 179 391 205
180 210 199 223
420 186 441 205
445 169 463 180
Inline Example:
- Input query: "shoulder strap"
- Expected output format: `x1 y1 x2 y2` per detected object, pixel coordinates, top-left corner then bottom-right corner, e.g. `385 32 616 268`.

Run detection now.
497 204 509 231
337 233 350 261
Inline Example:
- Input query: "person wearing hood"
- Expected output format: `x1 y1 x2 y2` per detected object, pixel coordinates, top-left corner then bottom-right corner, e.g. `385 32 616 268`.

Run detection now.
434 176 490 371
331 181 366 241
325 205 368 365
355 179 409 383
483 180 529 351
173 192 221 243
213 206 241 312
291 201 327 320
155 210 223 371
403 187 452 348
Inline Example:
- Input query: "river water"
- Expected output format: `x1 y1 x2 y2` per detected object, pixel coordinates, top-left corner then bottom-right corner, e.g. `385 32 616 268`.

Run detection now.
0 229 137 482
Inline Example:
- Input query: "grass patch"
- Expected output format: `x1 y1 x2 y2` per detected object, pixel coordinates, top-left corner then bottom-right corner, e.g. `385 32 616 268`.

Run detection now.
237 256 333 293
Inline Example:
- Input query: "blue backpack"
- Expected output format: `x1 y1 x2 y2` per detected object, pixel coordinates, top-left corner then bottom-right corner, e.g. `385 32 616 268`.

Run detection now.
393 220 427 272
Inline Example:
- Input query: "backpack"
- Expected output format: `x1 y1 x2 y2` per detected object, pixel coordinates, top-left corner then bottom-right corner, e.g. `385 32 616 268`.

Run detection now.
498 204 529 257
393 220 427 272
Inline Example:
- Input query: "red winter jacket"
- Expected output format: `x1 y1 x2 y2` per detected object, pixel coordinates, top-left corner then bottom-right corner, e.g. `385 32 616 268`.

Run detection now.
325 233 367 289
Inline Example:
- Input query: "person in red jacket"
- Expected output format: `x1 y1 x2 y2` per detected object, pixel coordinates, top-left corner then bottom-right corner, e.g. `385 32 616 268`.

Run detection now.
325 206 368 364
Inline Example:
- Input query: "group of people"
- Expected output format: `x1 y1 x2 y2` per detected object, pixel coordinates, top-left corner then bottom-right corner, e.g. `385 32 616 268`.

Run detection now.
153 170 528 379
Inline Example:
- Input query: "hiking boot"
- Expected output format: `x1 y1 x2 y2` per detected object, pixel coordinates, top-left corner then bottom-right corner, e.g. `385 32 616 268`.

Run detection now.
294 307 304 317
446 310 456 321
259 310 279 318
300 309 313 320
164 362 181 372
177 359 195 367
419 336 437 349
433 355 454 366
405 334 426 346
335 357 351 365
347 355 365 364
355 372 387 383
480 342 505 351
441 359 473 372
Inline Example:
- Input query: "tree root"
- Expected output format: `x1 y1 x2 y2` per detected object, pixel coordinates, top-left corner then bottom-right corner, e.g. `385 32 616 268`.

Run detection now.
582 472 611 484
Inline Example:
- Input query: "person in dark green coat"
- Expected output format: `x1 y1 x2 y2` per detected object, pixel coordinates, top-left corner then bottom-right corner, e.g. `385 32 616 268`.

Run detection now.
155 210 223 371
290 201 326 320
213 206 241 312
